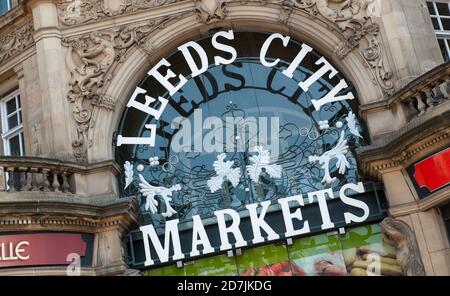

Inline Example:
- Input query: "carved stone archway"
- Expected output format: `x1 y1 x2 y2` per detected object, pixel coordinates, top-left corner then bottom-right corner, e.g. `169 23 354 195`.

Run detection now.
71 1 391 162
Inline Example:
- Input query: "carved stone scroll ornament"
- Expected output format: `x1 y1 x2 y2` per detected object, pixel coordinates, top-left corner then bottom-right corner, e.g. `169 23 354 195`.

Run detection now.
57 0 180 26
380 217 426 276
62 18 174 161
291 0 394 95
0 22 34 65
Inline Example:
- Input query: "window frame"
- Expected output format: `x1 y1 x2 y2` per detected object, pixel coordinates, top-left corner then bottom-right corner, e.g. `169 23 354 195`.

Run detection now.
0 89 24 156
0 0 11 16
428 1 450 61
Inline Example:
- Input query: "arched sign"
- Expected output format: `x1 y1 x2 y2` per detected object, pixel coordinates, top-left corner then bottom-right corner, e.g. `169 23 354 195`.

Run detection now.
115 31 382 267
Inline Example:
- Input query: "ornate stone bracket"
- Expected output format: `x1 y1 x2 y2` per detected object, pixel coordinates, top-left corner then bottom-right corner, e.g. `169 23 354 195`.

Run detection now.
62 17 181 161
0 21 34 66
380 217 426 276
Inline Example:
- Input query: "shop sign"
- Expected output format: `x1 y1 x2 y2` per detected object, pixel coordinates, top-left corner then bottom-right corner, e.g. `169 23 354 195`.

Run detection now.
0 233 89 268
118 30 375 267
407 146 450 199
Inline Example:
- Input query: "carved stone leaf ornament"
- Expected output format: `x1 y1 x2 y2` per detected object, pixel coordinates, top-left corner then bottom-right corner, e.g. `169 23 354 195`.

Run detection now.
57 0 180 26
0 22 34 65
62 17 178 161
292 0 394 95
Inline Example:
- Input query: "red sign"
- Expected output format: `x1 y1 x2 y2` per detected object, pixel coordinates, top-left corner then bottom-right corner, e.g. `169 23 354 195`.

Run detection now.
413 148 450 193
0 233 87 268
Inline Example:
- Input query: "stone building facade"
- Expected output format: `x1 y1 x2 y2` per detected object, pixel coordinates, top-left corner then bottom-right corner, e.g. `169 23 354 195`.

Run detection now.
0 0 448 276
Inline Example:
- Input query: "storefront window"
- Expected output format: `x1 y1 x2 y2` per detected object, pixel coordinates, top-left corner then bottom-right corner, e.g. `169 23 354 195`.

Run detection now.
237 244 292 276
184 254 238 276
288 233 346 276
141 223 405 276
340 224 401 276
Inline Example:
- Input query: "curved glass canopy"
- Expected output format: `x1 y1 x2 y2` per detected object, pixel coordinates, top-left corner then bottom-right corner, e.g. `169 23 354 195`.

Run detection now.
115 32 368 229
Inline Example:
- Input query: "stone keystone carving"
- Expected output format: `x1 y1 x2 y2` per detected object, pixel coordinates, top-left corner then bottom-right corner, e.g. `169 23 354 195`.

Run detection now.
195 0 227 24
380 217 426 276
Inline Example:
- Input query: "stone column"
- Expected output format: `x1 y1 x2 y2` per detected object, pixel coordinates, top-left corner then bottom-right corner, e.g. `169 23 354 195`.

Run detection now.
28 0 74 161
381 168 416 207
95 229 128 275
379 0 444 89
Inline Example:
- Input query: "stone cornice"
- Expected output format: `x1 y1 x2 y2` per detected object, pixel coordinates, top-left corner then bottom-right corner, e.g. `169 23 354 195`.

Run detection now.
356 102 450 179
388 187 450 217
0 193 141 233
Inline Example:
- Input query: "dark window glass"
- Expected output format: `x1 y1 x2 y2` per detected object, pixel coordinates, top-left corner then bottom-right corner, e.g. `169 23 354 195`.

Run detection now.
7 113 18 130
432 17 441 30
441 203 450 244
441 17 450 30
17 95 21 107
427 2 436 15
6 98 16 115
438 39 449 61
436 2 450 16
9 134 21 156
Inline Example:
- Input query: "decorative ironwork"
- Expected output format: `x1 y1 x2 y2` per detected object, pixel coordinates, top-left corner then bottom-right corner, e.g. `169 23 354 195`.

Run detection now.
115 33 367 230
118 88 365 229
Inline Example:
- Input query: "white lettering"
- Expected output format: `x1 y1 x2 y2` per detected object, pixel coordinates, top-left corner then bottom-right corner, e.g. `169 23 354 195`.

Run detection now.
311 79 355 111
117 124 157 147
277 195 310 238
178 41 209 78
246 201 280 244
140 219 184 266
126 86 169 120
214 209 247 251
190 215 215 257
299 57 338 92
282 43 313 79
339 182 369 224
307 188 335 230
260 33 291 68
148 58 187 96
212 30 237 66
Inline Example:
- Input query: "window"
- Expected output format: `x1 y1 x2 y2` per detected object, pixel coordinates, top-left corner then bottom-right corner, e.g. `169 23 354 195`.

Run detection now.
116 32 366 230
427 1 450 61
0 0 11 16
1 90 24 156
